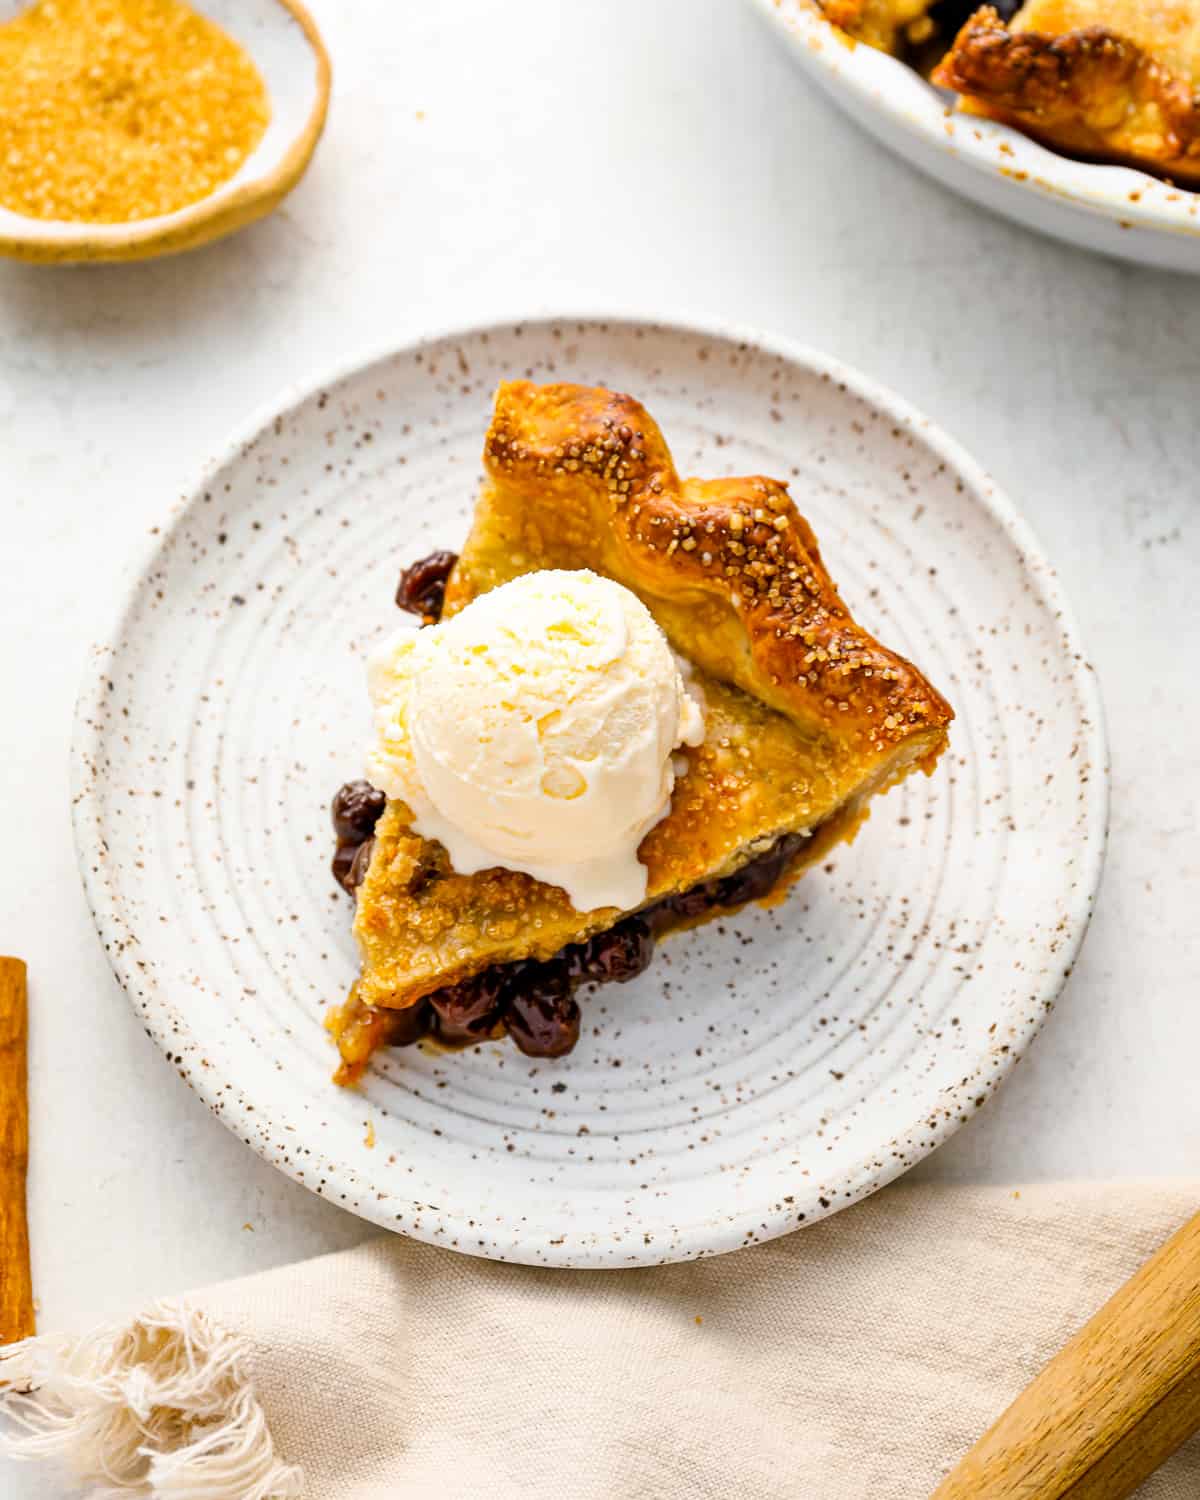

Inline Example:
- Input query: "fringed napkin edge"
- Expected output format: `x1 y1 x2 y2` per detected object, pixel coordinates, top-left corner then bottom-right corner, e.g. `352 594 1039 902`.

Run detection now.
0 1300 301 1499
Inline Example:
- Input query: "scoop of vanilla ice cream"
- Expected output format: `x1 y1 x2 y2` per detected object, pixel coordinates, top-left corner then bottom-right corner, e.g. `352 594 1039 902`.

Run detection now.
365 569 705 912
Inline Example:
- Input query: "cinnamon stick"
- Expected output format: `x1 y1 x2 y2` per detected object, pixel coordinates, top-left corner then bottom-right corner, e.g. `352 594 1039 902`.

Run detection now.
0 957 33 1344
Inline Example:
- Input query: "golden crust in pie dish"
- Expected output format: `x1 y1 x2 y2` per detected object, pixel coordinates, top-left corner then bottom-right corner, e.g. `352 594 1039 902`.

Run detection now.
817 0 935 53
934 3 1200 183
346 383 952 1029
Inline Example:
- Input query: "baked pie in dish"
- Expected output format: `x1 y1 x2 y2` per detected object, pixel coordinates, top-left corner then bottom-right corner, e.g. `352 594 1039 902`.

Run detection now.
818 0 1200 184
327 381 953 1085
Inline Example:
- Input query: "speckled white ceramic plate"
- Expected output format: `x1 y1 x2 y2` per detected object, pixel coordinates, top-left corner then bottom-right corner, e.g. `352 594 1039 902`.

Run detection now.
73 316 1107 1267
749 0 1200 274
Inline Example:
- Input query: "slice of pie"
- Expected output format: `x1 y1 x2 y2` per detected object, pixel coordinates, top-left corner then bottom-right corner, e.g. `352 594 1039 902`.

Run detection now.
934 3 1200 183
327 382 953 1085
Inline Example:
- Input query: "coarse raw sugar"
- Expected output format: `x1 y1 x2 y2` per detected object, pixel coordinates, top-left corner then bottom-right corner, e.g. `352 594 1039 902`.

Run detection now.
0 0 270 224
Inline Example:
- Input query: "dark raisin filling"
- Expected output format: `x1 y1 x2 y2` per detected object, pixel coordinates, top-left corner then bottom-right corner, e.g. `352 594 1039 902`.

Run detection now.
330 551 456 893
379 998 434 1049
502 961 580 1059
427 968 510 1045
567 915 655 984
395 549 459 622
330 780 386 895
331 777 807 1061
332 779 386 842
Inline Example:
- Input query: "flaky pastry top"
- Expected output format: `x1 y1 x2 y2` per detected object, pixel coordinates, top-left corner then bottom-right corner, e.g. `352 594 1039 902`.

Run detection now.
935 3 1200 182
448 381 952 774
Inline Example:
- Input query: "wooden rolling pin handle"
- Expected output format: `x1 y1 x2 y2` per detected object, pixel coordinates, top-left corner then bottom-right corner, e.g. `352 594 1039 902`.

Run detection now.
933 1208 1200 1499
0 956 34 1346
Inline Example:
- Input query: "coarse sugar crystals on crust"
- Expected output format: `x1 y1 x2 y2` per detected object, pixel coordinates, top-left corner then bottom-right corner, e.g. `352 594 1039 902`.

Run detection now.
465 381 950 765
934 3 1200 184
346 382 953 1021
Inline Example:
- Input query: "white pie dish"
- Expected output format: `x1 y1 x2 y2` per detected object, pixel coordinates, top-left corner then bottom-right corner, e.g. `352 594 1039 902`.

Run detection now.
749 0 1200 273
71 314 1108 1267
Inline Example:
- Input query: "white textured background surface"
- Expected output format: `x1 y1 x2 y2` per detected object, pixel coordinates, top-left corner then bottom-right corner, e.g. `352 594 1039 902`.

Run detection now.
1 0 1197 1492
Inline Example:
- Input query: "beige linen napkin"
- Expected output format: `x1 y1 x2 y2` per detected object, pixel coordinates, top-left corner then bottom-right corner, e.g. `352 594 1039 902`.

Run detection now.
4 1180 1199 1500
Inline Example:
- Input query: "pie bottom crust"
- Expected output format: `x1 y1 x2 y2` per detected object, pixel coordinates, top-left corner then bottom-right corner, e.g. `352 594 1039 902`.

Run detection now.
328 794 874 1086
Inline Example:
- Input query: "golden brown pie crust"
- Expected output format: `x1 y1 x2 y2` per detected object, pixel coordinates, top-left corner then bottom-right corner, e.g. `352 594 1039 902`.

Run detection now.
818 0 936 53
342 383 952 1042
934 4 1200 183
455 382 949 763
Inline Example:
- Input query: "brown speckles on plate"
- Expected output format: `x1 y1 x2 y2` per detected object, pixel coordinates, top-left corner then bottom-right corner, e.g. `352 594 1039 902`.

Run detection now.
70 317 1107 1268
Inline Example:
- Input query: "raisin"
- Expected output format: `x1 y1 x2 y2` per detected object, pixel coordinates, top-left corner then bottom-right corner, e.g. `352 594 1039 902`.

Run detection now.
640 898 680 936
716 855 784 908
429 970 509 1044
568 917 655 984
395 550 458 622
381 999 433 1048
331 780 386 843
344 837 375 897
666 882 720 923
504 960 580 1058
331 842 357 894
